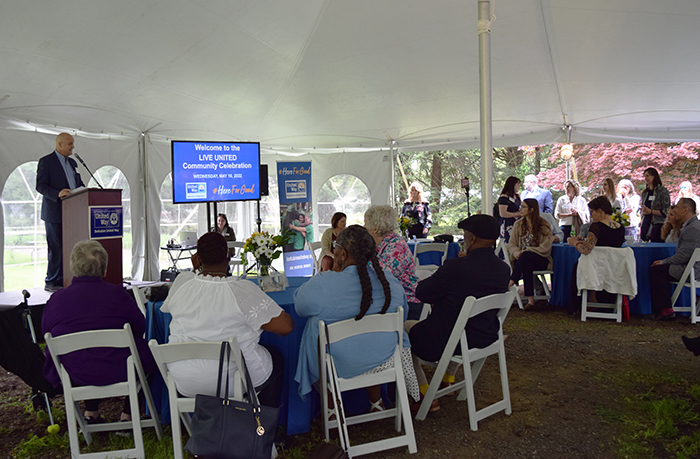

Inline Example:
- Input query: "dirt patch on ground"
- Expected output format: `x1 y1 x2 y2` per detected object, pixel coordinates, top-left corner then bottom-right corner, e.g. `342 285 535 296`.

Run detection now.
2 305 698 458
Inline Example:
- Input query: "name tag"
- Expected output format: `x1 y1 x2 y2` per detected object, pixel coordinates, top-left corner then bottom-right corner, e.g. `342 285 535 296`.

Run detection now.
649 196 655 201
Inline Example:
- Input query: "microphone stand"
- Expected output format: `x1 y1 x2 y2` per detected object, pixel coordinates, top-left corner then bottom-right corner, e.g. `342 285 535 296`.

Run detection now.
464 186 471 217
74 153 104 189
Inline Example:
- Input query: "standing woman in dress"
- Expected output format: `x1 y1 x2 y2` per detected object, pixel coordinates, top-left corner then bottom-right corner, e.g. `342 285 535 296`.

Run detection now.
640 167 671 242
617 179 641 239
497 176 522 243
401 182 432 239
506 199 553 309
601 178 623 211
319 212 346 272
554 180 589 237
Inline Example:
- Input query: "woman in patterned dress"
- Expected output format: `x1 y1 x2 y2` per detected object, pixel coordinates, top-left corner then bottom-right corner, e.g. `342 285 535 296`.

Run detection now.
365 205 422 320
401 182 432 238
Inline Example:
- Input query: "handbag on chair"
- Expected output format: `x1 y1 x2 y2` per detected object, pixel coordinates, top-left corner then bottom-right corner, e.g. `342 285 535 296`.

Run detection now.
185 341 279 459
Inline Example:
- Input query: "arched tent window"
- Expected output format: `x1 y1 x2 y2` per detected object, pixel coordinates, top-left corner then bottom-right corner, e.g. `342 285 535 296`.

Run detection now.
2 161 45 291
88 166 131 278
317 174 372 235
159 173 198 269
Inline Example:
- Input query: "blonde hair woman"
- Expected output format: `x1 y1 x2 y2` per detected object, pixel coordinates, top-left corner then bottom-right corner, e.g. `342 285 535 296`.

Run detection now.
676 181 700 216
401 181 432 238
601 178 622 211
554 180 589 237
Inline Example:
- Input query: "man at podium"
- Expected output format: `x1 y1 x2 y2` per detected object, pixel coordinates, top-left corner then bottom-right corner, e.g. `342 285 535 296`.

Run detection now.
36 133 85 292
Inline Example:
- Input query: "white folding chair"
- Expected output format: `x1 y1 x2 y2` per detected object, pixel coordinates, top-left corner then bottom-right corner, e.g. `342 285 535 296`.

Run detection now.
44 323 162 459
413 242 449 273
148 338 245 459
578 247 637 323
310 241 324 274
495 239 552 309
227 241 246 276
414 268 434 281
670 247 700 323
415 286 517 431
319 307 417 458
129 285 148 316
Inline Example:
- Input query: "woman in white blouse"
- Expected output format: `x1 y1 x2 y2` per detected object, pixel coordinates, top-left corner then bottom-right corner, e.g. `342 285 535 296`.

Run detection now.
162 232 294 407
554 180 589 237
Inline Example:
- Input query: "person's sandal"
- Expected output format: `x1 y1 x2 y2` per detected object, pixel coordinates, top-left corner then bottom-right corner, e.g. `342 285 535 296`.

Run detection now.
369 399 385 413
439 381 456 396
410 398 440 413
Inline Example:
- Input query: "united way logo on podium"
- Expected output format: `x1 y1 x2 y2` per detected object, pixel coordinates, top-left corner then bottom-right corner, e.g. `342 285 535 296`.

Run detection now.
89 206 123 239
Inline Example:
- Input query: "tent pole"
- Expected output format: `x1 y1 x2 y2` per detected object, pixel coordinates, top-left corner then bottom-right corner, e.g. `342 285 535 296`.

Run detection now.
390 143 395 206
140 133 151 281
478 0 493 215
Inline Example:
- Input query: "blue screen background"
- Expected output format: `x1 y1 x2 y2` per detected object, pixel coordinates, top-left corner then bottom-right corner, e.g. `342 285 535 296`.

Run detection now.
171 141 261 203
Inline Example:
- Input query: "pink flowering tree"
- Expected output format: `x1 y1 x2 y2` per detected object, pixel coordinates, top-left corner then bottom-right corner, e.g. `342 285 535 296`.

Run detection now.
531 143 700 201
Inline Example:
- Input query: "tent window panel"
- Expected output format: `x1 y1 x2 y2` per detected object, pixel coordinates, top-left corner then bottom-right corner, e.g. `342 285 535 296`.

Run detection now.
317 174 371 235
2 161 45 291
159 173 198 270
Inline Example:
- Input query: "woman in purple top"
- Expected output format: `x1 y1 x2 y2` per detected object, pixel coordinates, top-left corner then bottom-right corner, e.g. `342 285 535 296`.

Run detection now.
365 205 422 320
42 240 155 424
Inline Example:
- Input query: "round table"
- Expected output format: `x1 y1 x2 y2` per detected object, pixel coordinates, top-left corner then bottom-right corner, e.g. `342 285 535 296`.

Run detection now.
550 242 683 315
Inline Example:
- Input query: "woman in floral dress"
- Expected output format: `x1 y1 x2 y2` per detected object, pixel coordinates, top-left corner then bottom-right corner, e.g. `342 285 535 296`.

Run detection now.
365 205 423 320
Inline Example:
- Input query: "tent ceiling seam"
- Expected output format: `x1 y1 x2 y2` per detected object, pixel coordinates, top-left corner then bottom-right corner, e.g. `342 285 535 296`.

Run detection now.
0 104 147 133
574 109 700 126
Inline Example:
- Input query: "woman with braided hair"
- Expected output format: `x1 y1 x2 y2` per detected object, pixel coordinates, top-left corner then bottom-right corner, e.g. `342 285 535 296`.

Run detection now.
294 225 420 411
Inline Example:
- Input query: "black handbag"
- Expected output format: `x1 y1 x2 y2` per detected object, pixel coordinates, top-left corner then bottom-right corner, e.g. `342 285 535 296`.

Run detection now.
185 341 279 459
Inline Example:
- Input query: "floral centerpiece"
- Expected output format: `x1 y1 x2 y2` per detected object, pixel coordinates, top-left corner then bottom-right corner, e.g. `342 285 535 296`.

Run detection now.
611 208 630 227
242 229 292 276
398 216 415 239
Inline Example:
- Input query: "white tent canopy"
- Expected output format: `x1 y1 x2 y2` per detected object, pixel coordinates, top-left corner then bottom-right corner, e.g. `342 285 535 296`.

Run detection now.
2 0 700 286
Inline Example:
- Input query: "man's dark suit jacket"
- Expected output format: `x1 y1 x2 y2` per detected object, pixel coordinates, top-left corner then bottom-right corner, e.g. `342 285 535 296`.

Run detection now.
36 152 84 223
410 246 510 362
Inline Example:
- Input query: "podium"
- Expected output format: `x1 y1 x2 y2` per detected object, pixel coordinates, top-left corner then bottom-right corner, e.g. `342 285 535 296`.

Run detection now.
62 188 123 287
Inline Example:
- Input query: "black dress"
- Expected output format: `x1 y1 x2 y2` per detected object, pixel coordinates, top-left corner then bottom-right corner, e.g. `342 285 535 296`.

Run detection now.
568 221 625 313
497 195 521 243
401 201 432 238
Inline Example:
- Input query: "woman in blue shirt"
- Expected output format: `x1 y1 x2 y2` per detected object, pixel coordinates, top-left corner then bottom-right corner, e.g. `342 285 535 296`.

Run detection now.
294 225 417 411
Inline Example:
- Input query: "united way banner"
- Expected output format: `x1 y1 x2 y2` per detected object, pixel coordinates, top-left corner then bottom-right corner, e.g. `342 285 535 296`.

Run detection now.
278 161 314 275
277 161 311 204
89 206 123 239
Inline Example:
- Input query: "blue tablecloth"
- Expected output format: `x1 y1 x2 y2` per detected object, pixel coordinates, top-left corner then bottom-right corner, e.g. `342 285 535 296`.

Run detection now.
407 241 461 266
146 276 314 435
550 242 689 314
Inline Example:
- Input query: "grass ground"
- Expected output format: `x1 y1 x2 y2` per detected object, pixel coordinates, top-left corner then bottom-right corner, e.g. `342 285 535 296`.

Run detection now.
2 305 700 458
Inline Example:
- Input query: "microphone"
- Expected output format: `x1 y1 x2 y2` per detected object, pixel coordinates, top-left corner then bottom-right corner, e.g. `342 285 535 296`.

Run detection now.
22 289 30 300
74 153 104 189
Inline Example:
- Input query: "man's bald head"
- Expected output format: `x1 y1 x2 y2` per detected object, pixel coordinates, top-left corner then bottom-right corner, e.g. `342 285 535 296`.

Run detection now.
56 133 75 157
